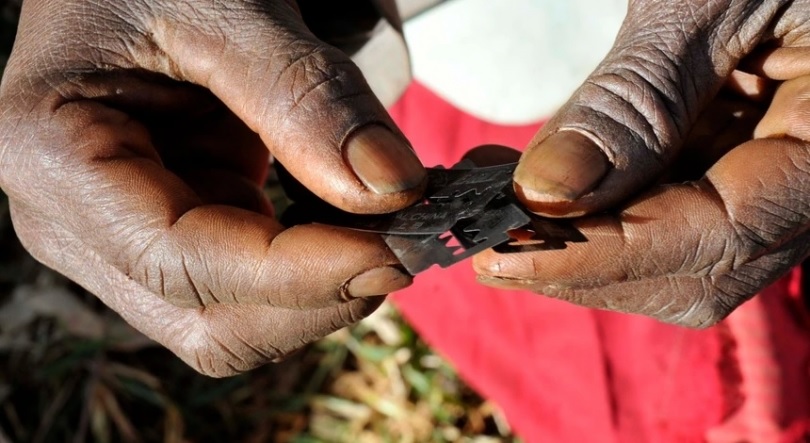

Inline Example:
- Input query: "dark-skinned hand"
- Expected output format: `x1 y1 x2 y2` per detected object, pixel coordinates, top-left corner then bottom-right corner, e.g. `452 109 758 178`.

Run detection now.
476 0 810 327
0 0 425 376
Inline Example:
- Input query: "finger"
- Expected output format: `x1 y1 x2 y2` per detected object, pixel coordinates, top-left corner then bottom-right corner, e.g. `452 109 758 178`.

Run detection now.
477 78 810 326
743 46 810 82
723 69 775 103
476 182 738 290
279 143 524 225
755 75 810 141
513 1 786 217
477 227 810 328
8 100 411 309
146 1 426 214
10 204 384 377
461 144 522 167
667 95 764 182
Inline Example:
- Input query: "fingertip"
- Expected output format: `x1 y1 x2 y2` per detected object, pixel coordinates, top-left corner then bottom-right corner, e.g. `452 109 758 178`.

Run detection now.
473 249 532 281
474 251 539 290
344 265 412 298
462 144 522 166
514 130 611 216
472 249 503 276
473 246 548 282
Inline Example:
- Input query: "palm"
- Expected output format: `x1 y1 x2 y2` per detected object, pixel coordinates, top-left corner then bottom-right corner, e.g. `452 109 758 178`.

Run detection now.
123 87 273 215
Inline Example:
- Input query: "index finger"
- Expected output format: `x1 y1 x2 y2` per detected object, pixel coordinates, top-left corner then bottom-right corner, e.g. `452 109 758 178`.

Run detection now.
4 99 411 309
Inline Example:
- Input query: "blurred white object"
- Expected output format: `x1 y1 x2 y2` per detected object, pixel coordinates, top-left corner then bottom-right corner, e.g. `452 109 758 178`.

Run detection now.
352 18 412 107
403 0 626 124
396 0 446 19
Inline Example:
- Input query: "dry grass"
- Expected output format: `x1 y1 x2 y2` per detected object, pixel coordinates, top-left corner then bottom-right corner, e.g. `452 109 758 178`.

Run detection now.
0 4 518 441
0 272 517 442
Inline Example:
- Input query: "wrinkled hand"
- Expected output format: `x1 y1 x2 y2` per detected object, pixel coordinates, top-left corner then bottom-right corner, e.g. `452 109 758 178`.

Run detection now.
476 0 810 327
0 0 425 376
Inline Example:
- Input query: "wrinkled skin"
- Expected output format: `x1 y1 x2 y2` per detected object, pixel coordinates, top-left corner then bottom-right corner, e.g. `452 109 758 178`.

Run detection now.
0 0 426 376
476 0 810 327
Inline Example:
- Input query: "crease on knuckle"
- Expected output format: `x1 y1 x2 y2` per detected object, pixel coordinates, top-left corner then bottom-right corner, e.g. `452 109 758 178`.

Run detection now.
584 64 679 161
639 283 681 319
699 233 742 276
727 193 809 264
666 277 736 328
177 315 268 378
270 45 367 126
338 302 367 326
622 36 692 115
130 227 221 308
713 0 787 55
694 180 759 274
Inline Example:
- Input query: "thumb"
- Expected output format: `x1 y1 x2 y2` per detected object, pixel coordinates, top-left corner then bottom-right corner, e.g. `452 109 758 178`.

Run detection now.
148 1 425 214
514 0 784 217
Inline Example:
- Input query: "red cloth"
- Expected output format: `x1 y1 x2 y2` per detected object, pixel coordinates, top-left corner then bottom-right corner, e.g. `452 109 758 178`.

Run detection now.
389 82 810 443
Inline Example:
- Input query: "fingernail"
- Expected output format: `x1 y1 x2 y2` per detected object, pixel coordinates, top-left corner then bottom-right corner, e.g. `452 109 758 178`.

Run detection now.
345 125 426 194
346 266 412 298
514 131 610 203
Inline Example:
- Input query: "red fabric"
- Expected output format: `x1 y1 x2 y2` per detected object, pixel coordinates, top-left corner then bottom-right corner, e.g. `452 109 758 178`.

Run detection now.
389 82 810 443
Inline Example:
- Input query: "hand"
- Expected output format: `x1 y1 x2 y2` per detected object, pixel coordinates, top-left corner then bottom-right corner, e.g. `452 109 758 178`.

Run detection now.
0 0 425 376
475 0 810 327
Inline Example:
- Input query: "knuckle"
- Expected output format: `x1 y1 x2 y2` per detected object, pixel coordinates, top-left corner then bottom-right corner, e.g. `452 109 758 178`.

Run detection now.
717 145 810 261
133 236 234 308
667 277 747 328
685 182 754 276
184 347 243 378
584 49 684 155
271 44 369 118
728 217 776 258
691 231 746 278
353 296 386 322
175 319 273 378
669 300 731 329
727 197 809 260
713 1 783 55
338 300 373 325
